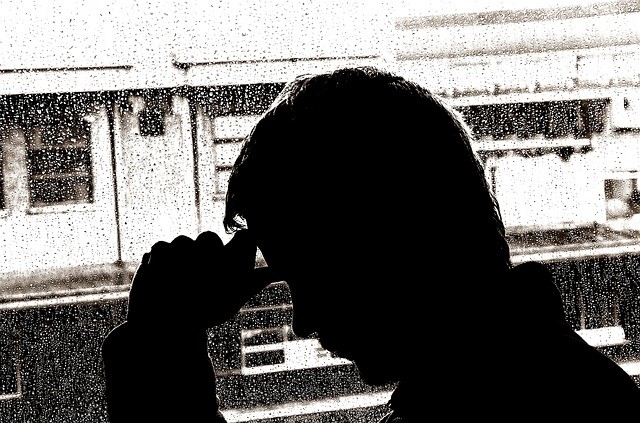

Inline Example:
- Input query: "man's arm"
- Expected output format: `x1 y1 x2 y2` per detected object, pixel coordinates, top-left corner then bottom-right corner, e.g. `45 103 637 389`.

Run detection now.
101 230 273 422
101 322 226 422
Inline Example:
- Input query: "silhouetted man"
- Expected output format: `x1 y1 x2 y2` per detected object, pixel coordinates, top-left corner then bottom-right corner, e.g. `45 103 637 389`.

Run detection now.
102 67 640 421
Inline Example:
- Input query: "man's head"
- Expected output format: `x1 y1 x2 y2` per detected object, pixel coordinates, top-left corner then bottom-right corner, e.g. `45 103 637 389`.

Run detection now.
223 66 511 384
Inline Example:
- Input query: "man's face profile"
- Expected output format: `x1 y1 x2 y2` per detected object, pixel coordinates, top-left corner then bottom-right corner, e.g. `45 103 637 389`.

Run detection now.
247 209 410 386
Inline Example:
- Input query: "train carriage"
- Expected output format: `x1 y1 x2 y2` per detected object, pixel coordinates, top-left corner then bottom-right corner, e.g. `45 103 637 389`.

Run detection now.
1 1 640 421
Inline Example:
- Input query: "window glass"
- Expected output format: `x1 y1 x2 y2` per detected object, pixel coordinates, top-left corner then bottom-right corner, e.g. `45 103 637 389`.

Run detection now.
458 99 606 140
26 121 93 207
1 1 639 422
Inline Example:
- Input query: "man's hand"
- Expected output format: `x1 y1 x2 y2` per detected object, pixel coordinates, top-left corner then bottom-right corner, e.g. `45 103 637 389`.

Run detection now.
126 230 277 330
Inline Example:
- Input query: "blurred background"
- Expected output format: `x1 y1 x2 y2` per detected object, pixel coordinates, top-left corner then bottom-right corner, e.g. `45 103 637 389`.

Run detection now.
1 0 640 421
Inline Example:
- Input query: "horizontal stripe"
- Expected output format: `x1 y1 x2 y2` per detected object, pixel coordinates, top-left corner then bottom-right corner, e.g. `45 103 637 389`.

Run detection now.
175 55 379 70
0 65 132 74
396 0 640 29
0 288 128 311
222 390 392 422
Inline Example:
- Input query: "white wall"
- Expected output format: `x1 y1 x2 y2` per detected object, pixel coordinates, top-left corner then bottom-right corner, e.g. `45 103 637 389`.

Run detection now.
2 1 638 92
495 152 605 230
0 107 119 274
113 95 199 263
0 0 394 93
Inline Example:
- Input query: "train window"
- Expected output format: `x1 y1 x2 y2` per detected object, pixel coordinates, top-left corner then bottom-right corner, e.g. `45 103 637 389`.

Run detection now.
458 99 606 141
212 114 263 195
605 177 640 222
25 120 93 207
138 109 165 137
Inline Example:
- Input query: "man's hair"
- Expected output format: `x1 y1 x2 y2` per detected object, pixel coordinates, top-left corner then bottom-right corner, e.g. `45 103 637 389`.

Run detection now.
224 66 511 271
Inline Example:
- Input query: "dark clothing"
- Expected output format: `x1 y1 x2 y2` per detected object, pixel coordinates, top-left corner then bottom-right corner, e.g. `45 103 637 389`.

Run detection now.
444 261 640 420
101 261 640 422
101 325 224 422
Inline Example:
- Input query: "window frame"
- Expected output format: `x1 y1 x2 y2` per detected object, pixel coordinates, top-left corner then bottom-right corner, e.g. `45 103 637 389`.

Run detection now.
24 119 95 208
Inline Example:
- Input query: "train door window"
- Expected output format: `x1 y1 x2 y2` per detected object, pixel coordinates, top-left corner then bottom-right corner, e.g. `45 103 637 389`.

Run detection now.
25 120 93 207
605 177 640 222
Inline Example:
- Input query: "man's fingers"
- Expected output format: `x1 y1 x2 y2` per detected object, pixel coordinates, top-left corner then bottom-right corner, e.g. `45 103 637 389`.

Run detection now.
170 234 195 249
128 231 272 328
148 240 171 265
193 231 225 272
195 231 224 253
127 254 152 323
130 253 151 289
224 230 258 271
